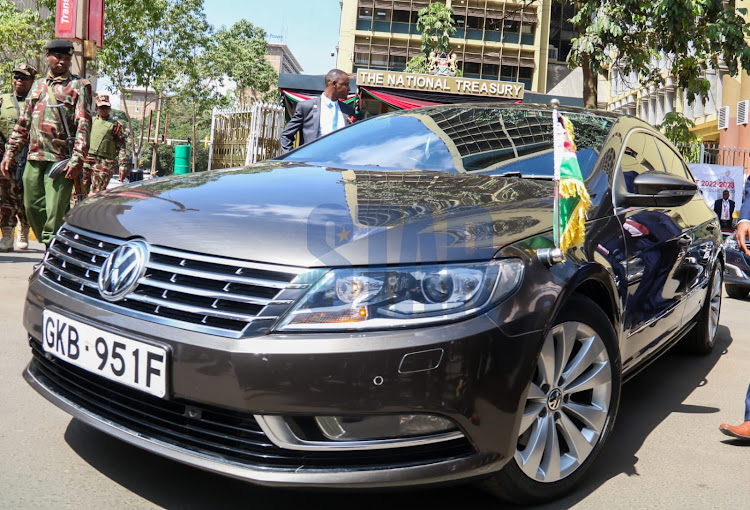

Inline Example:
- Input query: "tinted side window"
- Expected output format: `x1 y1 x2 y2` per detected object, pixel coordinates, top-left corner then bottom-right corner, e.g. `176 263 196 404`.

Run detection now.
653 138 692 180
620 132 666 192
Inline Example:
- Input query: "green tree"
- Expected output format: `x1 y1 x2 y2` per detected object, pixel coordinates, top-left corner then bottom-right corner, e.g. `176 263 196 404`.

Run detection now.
657 112 702 163
97 0 212 173
165 2 227 171
208 20 277 107
568 0 750 108
0 0 54 89
405 2 458 74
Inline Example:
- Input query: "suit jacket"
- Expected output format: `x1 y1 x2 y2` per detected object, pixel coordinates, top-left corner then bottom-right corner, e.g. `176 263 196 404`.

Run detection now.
281 96 355 152
713 198 735 219
740 178 750 221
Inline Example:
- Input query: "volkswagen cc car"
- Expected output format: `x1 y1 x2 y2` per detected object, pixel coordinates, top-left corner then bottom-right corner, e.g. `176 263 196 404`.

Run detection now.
23 104 723 504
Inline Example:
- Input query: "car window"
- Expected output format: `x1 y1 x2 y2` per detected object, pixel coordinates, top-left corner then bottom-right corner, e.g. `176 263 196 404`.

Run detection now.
619 132 667 192
278 107 616 178
652 138 692 181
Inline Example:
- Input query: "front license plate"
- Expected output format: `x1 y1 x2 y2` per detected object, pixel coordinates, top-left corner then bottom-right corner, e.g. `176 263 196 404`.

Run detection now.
42 309 167 398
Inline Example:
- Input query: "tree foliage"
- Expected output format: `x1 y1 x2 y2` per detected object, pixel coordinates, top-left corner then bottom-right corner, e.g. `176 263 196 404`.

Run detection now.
97 0 213 170
569 0 750 107
208 20 277 107
0 0 54 89
657 112 701 162
405 2 458 74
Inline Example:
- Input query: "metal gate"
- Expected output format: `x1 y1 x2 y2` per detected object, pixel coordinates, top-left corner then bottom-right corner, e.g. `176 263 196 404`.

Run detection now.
208 103 285 170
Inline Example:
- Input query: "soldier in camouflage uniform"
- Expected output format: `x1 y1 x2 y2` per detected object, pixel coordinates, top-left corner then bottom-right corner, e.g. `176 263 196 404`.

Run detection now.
0 64 36 252
82 94 127 195
0 40 92 247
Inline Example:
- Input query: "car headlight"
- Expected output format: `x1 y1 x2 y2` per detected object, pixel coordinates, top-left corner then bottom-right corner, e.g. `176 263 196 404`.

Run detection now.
724 235 739 251
275 260 524 331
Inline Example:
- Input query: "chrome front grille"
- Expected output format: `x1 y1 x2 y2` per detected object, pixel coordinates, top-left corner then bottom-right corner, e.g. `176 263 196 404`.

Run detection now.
41 225 313 337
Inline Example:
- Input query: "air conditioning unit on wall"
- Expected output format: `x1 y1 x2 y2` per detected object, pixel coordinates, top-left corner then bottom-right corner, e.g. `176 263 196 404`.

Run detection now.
718 105 730 130
738 100 749 125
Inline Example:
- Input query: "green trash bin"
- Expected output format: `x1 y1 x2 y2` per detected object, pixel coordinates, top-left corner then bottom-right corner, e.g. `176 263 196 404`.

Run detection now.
174 144 191 175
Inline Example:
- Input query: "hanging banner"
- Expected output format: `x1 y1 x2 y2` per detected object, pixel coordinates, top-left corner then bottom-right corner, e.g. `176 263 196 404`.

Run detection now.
689 163 745 212
88 0 105 48
55 0 78 39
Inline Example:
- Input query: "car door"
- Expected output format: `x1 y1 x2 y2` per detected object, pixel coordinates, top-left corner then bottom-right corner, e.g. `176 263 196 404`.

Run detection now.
613 131 689 371
653 138 720 324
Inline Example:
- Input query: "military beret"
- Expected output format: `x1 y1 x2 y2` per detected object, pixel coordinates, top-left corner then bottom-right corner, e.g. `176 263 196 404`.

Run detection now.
46 40 74 55
12 63 37 77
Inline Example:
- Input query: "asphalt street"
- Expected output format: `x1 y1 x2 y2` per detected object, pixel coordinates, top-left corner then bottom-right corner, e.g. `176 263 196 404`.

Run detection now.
2 242 750 509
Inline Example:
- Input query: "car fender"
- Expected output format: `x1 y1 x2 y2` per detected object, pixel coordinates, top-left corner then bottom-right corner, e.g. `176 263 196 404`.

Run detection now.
544 261 623 341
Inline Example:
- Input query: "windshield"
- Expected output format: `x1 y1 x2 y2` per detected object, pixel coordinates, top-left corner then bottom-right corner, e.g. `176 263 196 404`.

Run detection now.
277 106 616 178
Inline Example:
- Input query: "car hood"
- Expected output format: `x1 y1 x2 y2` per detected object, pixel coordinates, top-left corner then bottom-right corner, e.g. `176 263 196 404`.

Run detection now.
65 163 555 267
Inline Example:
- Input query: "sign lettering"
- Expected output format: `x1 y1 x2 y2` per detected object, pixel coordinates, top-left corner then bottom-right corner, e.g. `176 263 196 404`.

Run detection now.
357 69 525 100
55 0 78 39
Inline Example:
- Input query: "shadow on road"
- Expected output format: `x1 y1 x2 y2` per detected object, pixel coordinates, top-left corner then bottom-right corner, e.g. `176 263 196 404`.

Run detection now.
63 326 733 510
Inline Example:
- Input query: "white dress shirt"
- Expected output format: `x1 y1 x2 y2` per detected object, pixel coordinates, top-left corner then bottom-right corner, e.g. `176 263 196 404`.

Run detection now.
721 199 731 220
318 93 345 137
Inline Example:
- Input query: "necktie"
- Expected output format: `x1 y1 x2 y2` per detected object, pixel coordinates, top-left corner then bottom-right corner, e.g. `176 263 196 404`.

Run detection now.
331 102 338 131
723 201 729 219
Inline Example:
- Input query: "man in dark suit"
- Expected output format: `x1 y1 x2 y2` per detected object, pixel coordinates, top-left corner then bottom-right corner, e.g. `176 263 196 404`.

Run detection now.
281 69 354 153
719 176 750 440
713 189 735 231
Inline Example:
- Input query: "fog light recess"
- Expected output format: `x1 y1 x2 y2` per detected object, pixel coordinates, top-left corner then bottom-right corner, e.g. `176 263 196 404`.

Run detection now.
315 414 456 441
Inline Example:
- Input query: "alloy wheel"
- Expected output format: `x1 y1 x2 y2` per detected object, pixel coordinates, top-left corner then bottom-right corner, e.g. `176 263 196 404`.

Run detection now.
515 321 612 483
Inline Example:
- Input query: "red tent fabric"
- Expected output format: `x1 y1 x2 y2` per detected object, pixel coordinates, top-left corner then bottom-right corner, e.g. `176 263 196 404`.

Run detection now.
360 87 440 110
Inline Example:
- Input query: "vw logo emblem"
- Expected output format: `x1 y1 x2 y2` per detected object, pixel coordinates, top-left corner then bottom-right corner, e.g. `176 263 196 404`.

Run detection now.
547 388 563 411
98 240 149 301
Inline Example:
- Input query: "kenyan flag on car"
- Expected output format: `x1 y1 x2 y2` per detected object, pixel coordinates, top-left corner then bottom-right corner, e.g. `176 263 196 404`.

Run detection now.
553 110 591 255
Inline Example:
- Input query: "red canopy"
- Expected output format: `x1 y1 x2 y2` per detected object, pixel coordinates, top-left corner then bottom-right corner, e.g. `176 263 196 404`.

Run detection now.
360 87 440 110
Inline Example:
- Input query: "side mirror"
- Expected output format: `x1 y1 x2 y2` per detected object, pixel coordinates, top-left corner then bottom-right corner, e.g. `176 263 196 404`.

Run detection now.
622 171 697 207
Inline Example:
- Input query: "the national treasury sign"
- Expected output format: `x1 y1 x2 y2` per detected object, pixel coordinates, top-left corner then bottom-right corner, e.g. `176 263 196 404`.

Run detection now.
357 69 525 101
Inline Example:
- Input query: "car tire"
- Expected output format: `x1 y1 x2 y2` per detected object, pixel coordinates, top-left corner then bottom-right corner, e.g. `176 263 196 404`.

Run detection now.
682 262 723 354
480 294 621 505
725 283 749 300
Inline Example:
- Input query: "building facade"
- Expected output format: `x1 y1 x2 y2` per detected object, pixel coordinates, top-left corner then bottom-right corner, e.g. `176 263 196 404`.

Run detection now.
242 42 303 105
120 88 159 119
336 0 581 96
605 0 750 172
266 43 303 75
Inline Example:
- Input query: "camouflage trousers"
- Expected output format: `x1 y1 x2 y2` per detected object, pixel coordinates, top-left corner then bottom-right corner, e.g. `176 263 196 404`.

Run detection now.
0 173 29 229
82 155 116 195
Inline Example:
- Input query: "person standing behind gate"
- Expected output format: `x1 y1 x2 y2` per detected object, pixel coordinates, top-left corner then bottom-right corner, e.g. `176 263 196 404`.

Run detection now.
713 189 735 231
0 40 92 248
280 69 354 153
0 63 36 252
82 94 127 195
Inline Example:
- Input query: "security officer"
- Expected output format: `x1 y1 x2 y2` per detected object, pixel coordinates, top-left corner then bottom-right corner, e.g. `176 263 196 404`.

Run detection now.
82 94 127 195
0 63 36 252
0 40 92 248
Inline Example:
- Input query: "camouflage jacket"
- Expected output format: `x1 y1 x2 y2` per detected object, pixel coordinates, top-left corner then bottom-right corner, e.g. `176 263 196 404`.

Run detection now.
5 71 92 172
88 116 128 172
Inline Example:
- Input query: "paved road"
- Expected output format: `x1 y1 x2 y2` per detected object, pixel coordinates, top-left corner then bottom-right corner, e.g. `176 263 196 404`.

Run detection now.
2 243 750 509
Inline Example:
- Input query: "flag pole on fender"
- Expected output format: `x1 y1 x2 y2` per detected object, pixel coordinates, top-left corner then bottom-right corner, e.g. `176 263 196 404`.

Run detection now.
537 99 565 266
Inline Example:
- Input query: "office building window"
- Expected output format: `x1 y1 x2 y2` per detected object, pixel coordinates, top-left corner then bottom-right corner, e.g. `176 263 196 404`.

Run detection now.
482 63 499 79
549 1 576 62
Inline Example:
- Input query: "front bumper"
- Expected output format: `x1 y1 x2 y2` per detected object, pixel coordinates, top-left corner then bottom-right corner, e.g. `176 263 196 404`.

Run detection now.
724 248 750 287
23 270 544 488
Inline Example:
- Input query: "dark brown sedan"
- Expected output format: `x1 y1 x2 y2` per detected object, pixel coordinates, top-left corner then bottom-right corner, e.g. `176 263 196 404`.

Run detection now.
23 104 722 504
